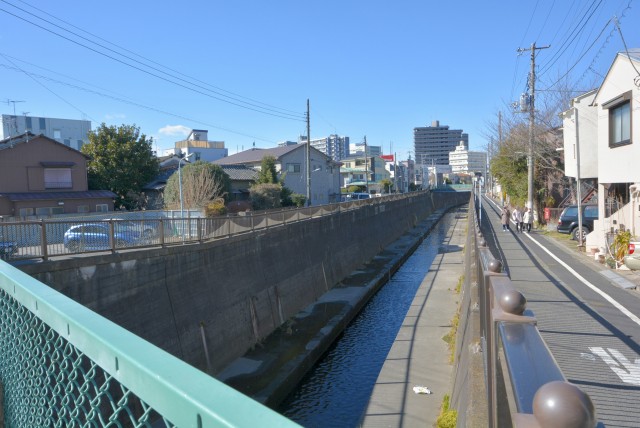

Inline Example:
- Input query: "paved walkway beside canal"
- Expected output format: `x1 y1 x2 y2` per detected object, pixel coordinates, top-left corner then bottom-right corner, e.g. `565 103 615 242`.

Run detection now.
361 206 468 427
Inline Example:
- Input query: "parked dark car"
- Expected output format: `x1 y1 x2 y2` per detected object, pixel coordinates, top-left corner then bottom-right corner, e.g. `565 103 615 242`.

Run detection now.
557 204 598 241
63 223 142 252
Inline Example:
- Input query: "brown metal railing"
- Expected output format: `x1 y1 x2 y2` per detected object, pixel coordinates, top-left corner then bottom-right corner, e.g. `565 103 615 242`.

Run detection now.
469 195 596 427
0 191 424 262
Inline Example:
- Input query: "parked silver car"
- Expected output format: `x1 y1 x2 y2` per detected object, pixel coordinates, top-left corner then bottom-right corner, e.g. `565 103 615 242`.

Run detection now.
63 223 142 252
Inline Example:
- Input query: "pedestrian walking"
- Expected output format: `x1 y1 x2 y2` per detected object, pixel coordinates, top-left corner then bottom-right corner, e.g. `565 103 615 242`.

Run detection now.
523 208 533 233
512 207 523 232
501 206 510 231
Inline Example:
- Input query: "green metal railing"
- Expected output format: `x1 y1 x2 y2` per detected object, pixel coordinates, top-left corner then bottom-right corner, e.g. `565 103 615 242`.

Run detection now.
0 261 300 427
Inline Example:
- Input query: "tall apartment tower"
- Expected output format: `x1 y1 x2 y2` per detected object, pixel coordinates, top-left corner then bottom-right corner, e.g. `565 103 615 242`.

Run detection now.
306 134 350 161
413 120 468 166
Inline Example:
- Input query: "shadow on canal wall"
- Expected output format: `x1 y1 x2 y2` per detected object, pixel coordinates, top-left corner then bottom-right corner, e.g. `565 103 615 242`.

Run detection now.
19 191 469 377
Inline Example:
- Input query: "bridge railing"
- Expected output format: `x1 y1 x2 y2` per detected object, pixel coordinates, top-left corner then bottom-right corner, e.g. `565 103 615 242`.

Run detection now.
0 191 427 262
469 194 596 427
0 259 300 427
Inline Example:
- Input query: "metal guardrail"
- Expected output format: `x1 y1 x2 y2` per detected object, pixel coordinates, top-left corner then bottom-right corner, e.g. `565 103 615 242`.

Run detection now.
0 254 300 427
470 195 596 427
0 192 423 262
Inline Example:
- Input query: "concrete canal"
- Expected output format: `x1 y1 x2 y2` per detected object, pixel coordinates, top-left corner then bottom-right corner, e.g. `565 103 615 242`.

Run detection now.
278 216 452 427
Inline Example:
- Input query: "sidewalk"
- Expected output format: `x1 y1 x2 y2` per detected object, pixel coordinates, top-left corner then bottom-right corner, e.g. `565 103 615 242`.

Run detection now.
481 196 640 427
360 206 468 427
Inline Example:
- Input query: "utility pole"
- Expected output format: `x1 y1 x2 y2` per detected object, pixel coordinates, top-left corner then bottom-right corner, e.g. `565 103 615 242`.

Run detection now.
306 99 311 206
575 107 583 247
517 42 549 216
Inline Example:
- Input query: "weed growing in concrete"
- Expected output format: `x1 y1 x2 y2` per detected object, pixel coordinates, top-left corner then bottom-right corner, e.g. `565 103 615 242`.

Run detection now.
436 394 457 428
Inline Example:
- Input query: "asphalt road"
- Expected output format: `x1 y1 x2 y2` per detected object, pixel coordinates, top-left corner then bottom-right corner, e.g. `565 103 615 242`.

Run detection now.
482 195 640 427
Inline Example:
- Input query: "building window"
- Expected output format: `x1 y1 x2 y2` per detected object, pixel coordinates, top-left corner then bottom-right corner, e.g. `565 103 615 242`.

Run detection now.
44 168 72 189
96 204 109 213
39 118 45 130
53 129 61 139
25 117 32 131
35 207 64 216
19 208 34 217
604 91 632 148
77 205 90 213
64 139 71 146
287 163 301 173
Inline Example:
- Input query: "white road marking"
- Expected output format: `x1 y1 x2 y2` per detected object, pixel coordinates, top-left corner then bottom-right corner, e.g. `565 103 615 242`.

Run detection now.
589 347 640 385
485 197 640 328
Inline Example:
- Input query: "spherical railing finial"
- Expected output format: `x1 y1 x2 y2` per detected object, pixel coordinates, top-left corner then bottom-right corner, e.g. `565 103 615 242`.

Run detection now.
498 288 527 315
488 259 502 273
533 381 596 428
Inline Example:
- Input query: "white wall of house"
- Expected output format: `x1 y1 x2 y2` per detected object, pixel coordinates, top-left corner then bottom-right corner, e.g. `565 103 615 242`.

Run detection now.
594 55 640 184
583 52 640 249
561 90 598 179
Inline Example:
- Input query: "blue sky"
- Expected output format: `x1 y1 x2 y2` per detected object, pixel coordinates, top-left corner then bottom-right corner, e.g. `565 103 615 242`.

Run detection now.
0 0 637 159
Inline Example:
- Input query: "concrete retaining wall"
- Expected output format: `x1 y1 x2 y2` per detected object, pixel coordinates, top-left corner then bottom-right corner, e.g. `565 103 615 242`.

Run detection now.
20 191 468 374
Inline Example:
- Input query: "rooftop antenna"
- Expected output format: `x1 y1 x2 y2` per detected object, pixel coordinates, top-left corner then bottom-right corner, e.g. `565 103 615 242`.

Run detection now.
4 100 25 137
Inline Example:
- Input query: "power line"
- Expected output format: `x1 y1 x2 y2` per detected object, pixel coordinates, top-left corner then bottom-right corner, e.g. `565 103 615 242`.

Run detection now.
0 56 278 144
538 0 604 78
14 0 302 116
0 52 96 122
0 1 305 122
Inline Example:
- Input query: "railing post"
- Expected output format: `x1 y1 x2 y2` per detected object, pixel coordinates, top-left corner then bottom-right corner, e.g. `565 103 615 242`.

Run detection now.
40 220 48 261
159 219 165 247
197 218 202 243
109 220 116 253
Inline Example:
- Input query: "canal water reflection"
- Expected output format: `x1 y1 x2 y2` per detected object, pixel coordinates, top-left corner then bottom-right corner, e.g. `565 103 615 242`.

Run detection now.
278 219 449 427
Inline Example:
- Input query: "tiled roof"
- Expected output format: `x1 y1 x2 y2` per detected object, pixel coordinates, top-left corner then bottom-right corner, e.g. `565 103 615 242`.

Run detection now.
220 165 259 181
0 132 89 158
0 190 117 201
214 145 303 165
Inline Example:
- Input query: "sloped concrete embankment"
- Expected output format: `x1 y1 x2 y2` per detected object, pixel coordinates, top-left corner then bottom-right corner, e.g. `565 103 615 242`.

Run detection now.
20 192 469 381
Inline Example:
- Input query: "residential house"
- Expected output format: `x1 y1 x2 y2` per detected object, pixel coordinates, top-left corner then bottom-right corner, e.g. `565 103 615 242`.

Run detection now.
561 50 640 251
340 154 391 193
142 154 189 210
0 133 116 218
214 144 341 205
220 165 259 201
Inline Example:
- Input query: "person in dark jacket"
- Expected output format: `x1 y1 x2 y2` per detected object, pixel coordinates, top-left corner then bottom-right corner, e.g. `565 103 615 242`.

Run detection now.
501 206 510 231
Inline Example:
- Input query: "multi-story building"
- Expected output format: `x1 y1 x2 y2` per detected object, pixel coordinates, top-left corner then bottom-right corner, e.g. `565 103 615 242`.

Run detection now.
414 120 468 167
1 114 91 151
449 141 487 176
162 129 228 162
350 141 381 157
306 134 350 161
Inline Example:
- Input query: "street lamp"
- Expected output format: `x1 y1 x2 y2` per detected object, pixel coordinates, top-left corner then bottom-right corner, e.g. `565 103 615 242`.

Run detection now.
178 152 194 220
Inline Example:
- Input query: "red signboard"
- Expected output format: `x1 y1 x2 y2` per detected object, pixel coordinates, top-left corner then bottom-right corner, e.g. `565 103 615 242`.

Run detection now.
381 154 394 162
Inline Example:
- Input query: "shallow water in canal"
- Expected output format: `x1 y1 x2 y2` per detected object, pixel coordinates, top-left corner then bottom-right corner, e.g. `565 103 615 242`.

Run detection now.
278 218 450 428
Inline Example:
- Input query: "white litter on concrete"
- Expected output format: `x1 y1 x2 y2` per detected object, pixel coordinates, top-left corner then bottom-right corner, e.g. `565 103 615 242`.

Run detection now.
412 386 432 395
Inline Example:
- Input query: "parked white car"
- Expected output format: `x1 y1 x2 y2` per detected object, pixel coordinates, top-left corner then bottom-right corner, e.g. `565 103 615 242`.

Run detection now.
623 242 640 270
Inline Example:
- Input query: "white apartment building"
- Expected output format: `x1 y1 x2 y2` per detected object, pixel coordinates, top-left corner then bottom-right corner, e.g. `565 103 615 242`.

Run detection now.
307 134 350 161
449 141 487 175
162 129 228 162
1 114 91 151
